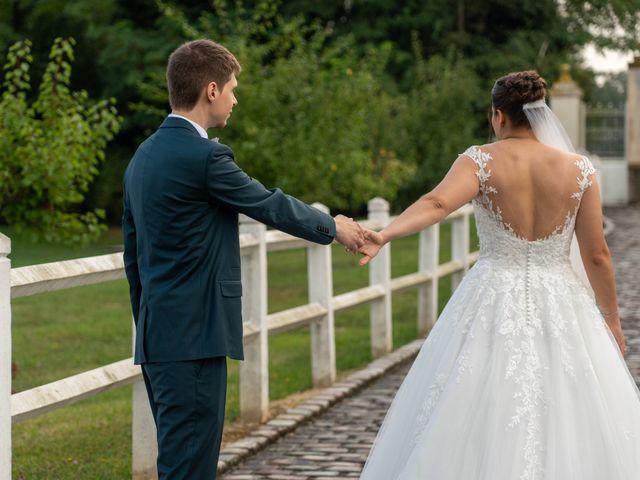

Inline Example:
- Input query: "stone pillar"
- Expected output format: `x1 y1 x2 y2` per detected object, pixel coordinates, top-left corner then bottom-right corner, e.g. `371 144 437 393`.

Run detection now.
627 56 640 202
549 64 586 151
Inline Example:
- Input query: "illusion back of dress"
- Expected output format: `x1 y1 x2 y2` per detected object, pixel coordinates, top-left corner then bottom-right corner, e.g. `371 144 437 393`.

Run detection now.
463 142 595 269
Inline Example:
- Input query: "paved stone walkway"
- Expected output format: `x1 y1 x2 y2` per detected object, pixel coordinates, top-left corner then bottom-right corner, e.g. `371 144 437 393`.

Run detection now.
605 205 640 380
222 205 640 480
221 363 410 479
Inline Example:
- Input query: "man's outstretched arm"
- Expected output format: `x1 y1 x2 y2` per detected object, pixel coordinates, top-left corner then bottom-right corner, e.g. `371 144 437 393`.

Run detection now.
206 144 364 250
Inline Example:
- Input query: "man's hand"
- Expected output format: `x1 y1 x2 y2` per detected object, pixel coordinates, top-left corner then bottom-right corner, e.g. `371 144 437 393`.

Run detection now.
334 214 365 252
358 229 385 266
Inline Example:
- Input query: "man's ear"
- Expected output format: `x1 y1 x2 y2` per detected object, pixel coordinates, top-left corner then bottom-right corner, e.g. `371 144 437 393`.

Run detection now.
206 81 218 102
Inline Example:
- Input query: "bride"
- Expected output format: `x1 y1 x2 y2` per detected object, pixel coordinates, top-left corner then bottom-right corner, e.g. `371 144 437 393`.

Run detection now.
357 70 640 479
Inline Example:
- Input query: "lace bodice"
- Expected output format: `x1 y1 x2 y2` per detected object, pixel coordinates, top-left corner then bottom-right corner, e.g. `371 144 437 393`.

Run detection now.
462 145 595 269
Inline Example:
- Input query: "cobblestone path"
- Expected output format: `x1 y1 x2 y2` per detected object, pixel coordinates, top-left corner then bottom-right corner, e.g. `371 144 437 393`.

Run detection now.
221 363 410 479
222 205 640 480
605 205 640 381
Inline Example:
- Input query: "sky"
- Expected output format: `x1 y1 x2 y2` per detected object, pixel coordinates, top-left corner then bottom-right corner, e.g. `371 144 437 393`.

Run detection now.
582 45 635 73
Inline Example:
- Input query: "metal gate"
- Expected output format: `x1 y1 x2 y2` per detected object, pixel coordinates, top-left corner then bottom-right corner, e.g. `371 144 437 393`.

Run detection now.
586 102 626 158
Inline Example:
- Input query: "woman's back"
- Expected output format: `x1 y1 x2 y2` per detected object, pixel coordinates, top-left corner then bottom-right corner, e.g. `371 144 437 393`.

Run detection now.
470 138 593 242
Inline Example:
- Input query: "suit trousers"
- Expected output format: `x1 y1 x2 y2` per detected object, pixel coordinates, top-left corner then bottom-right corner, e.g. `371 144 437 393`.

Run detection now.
142 357 227 480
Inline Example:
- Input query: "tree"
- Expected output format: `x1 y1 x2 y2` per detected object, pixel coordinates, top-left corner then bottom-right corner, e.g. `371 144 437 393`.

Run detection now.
279 0 640 89
0 38 121 244
589 72 627 105
0 0 184 224
393 39 483 202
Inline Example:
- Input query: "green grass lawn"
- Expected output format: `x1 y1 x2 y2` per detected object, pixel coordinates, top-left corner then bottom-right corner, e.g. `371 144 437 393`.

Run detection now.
5 220 478 479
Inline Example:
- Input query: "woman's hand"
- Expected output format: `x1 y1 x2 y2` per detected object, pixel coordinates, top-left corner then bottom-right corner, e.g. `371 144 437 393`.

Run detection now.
358 229 385 266
608 319 626 356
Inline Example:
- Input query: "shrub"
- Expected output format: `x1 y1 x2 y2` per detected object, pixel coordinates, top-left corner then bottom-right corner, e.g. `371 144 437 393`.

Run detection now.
394 36 484 204
0 38 121 244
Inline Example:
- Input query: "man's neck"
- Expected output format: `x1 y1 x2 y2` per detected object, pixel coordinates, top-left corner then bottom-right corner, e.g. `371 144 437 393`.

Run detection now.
171 110 209 131
170 110 210 139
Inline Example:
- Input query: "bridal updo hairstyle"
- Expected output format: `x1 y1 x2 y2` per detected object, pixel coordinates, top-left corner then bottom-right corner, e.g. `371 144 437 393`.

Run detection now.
491 71 548 128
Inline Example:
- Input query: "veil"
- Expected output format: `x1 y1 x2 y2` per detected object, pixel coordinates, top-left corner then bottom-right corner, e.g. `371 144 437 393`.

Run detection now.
522 99 594 297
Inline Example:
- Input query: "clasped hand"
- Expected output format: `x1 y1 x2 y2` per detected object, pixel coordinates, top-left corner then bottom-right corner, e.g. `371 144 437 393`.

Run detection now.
334 214 365 252
334 215 384 265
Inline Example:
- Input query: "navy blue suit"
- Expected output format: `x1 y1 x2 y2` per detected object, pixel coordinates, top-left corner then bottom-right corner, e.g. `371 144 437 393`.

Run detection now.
123 116 336 478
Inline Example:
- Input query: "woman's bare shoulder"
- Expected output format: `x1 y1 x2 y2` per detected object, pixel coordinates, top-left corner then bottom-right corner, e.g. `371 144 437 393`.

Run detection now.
466 140 512 161
482 140 587 163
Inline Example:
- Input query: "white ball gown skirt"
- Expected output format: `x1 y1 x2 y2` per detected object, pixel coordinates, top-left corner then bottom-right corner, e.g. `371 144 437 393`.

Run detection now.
359 258 640 480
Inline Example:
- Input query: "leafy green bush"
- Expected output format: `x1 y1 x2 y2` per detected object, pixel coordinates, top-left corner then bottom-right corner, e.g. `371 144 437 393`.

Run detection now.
228 31 416 210
0 38 121 244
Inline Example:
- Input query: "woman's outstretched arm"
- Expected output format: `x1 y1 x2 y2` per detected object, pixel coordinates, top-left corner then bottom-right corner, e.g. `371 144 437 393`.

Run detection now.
360 154 479 265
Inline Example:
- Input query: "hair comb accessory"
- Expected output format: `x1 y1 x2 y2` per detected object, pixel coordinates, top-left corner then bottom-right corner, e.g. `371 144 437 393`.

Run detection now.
523 99 546 109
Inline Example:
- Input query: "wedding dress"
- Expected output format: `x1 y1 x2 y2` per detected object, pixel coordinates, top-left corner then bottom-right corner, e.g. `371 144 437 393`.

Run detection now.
360 146 640 480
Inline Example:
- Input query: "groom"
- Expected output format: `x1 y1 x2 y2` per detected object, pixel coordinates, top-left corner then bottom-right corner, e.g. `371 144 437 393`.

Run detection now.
122 39 364 479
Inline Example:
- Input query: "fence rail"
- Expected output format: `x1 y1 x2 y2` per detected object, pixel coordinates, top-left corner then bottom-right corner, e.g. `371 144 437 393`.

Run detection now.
0 198 478 479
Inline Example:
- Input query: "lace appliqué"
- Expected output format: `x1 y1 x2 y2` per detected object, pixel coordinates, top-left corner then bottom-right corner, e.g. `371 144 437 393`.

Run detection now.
411 373 447 447
463 146 516 236
549 156 594 240
571 156 595 200
505 335 546 480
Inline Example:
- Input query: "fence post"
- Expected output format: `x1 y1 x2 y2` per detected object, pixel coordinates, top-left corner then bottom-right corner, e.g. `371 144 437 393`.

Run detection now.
368 198 392 358
417 224 440 336
451 212 470 291
132 317 157 480
0 233 11 480
239 215 269 423
308 203 336 388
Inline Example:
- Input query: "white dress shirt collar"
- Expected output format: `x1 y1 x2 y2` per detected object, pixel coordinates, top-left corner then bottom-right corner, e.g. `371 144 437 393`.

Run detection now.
168 113 208 139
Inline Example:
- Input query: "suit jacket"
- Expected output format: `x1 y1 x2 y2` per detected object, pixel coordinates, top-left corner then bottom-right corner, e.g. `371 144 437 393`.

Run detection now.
123 117 336 363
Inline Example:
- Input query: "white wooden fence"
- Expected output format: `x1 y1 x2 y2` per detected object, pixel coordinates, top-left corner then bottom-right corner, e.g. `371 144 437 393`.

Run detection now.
0 198 478 479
